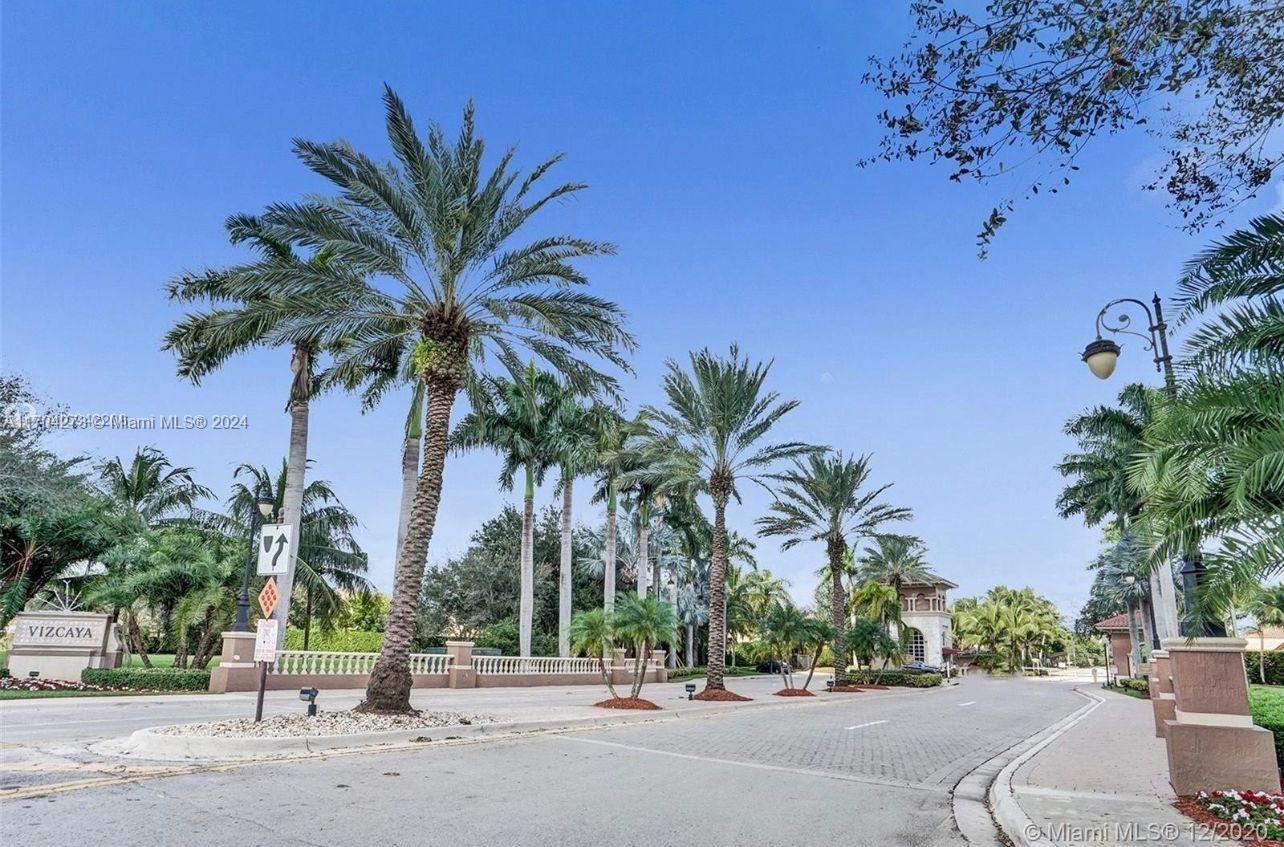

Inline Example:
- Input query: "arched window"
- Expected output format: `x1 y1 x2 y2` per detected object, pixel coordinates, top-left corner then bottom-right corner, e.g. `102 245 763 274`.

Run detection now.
908 628 926 663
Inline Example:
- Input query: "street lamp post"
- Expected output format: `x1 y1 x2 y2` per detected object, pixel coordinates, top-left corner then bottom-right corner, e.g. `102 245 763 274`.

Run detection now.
1080 293 1224 639
233 494 277 632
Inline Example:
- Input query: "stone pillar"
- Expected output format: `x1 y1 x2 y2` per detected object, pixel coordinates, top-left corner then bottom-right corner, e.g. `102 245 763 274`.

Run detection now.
1162 637 1280 795
610 648 629 687
1150 650 1176 738
650 649 667 684
208 631 259 693
446 641 476 689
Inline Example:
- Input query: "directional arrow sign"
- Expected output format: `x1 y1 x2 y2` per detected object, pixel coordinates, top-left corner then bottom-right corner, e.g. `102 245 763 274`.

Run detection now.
256 523 293 576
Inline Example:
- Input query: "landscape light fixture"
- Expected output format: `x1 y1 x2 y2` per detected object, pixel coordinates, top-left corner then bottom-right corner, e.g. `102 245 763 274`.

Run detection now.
256 494 276 518
685 682 696 700
28 670 39 679
298 687 319 716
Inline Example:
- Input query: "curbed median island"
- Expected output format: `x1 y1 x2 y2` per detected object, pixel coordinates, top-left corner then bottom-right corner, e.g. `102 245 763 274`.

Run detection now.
155 710 492 739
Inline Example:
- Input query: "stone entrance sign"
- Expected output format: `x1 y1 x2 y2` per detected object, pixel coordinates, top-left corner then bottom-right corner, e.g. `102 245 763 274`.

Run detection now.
8 611 124 681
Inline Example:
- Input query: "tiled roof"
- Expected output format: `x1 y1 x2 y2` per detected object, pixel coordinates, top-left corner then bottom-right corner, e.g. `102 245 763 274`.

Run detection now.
1095 612 1131 631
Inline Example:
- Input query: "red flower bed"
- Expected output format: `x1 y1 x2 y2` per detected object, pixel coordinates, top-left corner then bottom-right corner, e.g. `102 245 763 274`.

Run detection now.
773 688 815 697
1176 789 1284 845
594 697 661 710
693 688 753 702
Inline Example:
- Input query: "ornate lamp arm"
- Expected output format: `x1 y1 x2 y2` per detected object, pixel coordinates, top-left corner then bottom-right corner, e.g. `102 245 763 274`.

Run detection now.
1094 297 1160 367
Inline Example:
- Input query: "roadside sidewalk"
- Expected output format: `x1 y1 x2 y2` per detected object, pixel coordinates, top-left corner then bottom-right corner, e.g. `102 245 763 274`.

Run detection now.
1005 686 1229 846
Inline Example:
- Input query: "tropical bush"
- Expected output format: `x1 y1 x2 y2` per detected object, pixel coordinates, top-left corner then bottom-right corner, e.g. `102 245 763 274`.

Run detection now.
1250 687 1284 763
82 667 210 691
1115 676 1149 694
284 629 383 652
843 670 942 687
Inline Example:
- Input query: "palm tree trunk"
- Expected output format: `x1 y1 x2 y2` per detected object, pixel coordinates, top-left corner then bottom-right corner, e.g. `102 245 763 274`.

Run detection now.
603 484 617 612
360 383 457 714
558 474 573 658
272 344 310 648
519 462 535 658
394 385 424 564
128 615 152 668
631 639 651 700
636 506 649 598
667 578 678 668
191 604 218 669
599 654 619 699
704 495 730 691
686 622 695 667
303 584 314 651
828 538 849 686
803 643 823 690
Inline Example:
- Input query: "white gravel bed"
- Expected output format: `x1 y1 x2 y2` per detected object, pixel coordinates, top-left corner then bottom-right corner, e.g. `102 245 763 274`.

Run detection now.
157 710 493 738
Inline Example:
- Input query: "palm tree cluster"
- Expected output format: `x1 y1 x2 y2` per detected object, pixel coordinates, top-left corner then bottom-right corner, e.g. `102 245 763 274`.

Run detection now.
952 587 1065 672
1058 213 1284 638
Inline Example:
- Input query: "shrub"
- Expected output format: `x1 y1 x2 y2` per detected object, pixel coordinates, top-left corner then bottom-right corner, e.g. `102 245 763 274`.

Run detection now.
0 667 8 679
1250 687 1284 763
284 629 383 652
1247 651 1284 687
1116 676 1149 694
82 667 210 691
844 670 943 687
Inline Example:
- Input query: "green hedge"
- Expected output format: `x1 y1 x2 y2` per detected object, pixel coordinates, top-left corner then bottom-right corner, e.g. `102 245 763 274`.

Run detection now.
1247 650 1284 686
1116 676 1149 694
82 667 210 691
1250 687 1284 763
844 670 943 687
667 666 764 681
284 629 383 652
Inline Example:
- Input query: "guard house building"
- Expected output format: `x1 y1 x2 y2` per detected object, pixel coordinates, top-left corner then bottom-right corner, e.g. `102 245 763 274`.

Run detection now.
898 572 957 668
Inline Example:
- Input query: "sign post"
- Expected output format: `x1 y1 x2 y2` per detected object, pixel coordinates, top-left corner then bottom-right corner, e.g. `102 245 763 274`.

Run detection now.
253 589 280 722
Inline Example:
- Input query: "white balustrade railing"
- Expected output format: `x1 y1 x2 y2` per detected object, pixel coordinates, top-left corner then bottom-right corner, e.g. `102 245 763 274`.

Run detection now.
472 655 601 675
272 651 451 676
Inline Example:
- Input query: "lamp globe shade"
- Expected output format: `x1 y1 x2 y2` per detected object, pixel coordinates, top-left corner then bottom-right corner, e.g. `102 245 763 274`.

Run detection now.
1081 338 1121 380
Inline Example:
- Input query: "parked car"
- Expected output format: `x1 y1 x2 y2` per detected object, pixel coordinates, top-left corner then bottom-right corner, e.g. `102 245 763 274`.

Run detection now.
901 660 944 674
757 660 789 674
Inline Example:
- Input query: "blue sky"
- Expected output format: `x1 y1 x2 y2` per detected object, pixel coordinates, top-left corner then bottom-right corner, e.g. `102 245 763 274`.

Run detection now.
3 2 1271 618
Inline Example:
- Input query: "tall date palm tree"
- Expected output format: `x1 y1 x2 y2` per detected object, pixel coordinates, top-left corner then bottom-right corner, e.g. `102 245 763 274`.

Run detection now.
242 89 634 711
636 346 813 695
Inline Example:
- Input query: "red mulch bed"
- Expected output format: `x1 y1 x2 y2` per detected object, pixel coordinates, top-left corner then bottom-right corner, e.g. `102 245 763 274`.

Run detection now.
693 688 753 702
828 685 867 693
773 688 815 697
1174 797 1284 847
594 697 661 710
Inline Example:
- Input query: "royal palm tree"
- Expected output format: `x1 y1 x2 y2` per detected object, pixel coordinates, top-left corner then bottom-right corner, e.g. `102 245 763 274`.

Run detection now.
1250 585 1284 683
757 451 910 687
633 346 812 695
589 407 631 612
225 90 634 712
552 397 601 656
453 366 565 657
224 462 370 649
164 214 348 645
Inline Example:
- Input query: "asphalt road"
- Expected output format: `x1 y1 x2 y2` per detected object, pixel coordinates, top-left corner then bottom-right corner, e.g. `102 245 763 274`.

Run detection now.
0 675 1085 847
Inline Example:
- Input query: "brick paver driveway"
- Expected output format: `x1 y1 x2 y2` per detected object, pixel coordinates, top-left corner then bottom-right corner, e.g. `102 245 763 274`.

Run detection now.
3 675 1083 847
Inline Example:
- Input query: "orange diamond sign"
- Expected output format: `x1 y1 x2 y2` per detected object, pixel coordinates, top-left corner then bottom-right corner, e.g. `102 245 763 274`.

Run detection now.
257 577 279 618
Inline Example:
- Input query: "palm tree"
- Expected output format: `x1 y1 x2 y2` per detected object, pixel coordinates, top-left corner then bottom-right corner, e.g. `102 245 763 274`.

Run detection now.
589 408 631 612
762 602 809 689
224 462 370 649
611 594 677 701
799 616 834 690
570 607 619 699
850 578 902 635
1250 585 1284 684
98 447 211 529
636 346 813 695
453 366 565 657
757 451 910 687
856 536 930 595
164 214 346 646
228 89 634 712
552 397 601 656
846 616 898 674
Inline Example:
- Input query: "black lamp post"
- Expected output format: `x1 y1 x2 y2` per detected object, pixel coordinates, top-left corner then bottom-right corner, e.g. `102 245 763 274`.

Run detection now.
1080 293 1223 639
233 493 277 631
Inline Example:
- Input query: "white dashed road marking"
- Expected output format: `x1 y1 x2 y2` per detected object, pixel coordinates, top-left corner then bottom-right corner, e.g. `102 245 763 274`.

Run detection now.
957 701 976 707
846 720 888 731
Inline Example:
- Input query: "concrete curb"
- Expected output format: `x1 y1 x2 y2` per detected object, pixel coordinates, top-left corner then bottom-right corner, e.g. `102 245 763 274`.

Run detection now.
96 687 912 762
952 687 1105 846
